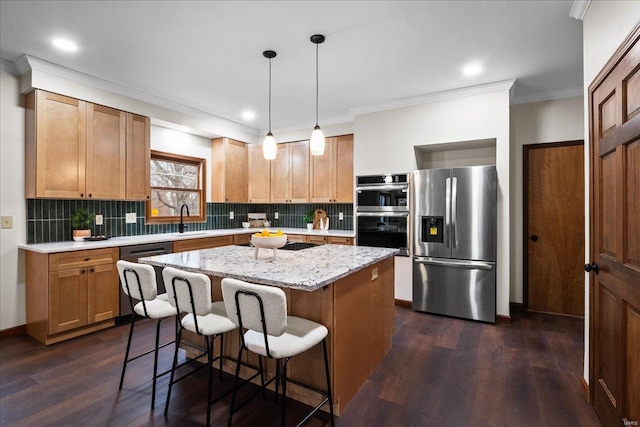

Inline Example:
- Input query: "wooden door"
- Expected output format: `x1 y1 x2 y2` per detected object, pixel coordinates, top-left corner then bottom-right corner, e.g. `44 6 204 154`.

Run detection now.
125 113 150 200
589 24 640 427
247 144 271 203
310 137 335 202
334 135 354 203
525 142 585 316
86 104 126 199
270 143 291 203
87 262 119 323
34 91 87 198
49 268 88 334
289 140 310 202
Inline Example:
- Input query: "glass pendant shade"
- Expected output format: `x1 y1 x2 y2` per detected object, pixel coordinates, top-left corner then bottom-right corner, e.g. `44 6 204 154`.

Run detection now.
310 125 325 155
263 132 277 160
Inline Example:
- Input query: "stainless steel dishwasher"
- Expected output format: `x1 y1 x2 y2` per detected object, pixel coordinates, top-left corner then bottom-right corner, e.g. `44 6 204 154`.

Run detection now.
118 241 173 324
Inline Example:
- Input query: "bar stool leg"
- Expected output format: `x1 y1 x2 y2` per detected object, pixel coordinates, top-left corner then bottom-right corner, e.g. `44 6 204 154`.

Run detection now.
281 358 290 427
164 327 183 416
227 345 245 427
219 334 224 380
151 317 163 410
274 360 280 403
206 336 214 427
119 315 136 390
322 339 335 426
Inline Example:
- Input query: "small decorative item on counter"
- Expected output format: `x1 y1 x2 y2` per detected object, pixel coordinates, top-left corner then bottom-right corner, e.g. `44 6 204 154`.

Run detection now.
319 217 329 232
242 221 250 228
304 211 315 230
70 208 95 242
251 230 287 260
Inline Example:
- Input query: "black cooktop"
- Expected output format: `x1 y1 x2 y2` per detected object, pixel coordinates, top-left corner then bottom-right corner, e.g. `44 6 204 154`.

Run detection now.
236 242 317 251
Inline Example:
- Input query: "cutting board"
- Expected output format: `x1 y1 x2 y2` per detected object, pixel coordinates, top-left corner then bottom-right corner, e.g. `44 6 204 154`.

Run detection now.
312 208 327 230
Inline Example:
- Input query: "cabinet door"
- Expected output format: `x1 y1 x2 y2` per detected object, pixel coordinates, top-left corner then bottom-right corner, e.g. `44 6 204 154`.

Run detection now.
87 262 119 323
271 143 291 203
290 140 310 202
49 268 88 334
86 104 126 199
308 235 328 245
334 135 354 203
173 236 234 252
310 137 335 203
328 237 353 246
248 144 271 203
34 91 87 198
212 138 248 202
126 113 150 200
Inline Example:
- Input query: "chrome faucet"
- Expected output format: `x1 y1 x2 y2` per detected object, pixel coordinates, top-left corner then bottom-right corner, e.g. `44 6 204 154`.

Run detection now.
178 204 189 233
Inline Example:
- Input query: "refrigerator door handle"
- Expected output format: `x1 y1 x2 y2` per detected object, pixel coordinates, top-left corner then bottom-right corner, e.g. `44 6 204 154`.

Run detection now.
414 257 493 270
445 177 451 248
451 176 458 249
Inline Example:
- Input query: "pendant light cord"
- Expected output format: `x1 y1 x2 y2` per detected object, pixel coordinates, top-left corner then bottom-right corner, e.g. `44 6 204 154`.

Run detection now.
268 57 272 133
315 42 319 126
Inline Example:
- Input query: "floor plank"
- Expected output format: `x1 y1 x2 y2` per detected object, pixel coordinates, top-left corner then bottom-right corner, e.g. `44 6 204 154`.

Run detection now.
0 308 601 426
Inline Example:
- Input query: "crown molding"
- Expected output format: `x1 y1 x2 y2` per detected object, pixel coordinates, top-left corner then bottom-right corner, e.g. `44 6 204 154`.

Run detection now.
569 0 591 20
15 54 260 136
349 79 516 116
510 85 584 105
0 59 19 75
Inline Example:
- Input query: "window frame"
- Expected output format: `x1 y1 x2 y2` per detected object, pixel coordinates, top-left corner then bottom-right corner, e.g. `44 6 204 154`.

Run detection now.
146 150 207 224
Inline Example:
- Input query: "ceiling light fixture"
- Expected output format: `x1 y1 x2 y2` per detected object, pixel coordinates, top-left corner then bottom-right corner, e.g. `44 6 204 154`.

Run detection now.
462 63 482 77
51 37 78 53
310 34 326 156
242 111 256 121
262 50 277 160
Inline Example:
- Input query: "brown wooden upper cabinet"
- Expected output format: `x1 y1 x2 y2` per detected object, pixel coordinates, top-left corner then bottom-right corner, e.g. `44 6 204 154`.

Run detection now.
271 140 310 203
211 137 248 202
248 143 271 203
310 135 354 203
125 114 151 200
25 90 150 200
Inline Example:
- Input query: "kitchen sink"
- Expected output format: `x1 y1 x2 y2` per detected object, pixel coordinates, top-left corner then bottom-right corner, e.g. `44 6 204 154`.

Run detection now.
173 231 207 236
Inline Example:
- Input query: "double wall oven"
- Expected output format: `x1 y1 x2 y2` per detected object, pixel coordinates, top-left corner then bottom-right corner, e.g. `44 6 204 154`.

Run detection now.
356 174 409 256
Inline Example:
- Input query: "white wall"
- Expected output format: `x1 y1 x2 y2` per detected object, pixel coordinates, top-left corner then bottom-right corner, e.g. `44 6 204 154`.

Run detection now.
353 90 512 317
581 2 640 384
509 96 584 304
0 72 27 330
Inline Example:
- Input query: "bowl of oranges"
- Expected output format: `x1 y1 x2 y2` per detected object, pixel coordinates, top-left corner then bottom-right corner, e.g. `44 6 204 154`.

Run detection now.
251 230 287 259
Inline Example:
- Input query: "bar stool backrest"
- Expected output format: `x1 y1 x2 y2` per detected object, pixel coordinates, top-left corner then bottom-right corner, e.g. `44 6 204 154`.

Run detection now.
221 278 287 337
163 266 212 316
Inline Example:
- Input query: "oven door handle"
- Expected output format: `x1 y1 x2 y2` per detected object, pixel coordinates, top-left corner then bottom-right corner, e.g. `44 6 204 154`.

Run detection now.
356 184 408 192
356 212 409 217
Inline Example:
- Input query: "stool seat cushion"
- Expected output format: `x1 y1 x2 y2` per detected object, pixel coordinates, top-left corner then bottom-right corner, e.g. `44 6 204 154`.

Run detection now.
133 293 178 319
244 316 328 359
182 301 237 336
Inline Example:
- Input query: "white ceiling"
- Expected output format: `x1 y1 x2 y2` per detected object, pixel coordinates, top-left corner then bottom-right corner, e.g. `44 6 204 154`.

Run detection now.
0 1 583 136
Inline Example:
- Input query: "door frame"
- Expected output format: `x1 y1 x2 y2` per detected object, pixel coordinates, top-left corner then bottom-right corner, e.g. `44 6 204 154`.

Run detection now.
522 140 584 311
587 21 640 406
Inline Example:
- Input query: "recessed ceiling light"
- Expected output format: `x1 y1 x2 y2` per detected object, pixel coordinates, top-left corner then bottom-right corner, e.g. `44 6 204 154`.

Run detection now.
242 111 256 121
51 37 78 53
462 63 482 77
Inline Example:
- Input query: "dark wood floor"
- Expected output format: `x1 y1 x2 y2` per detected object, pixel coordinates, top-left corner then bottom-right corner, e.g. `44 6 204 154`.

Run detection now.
0 307 601 426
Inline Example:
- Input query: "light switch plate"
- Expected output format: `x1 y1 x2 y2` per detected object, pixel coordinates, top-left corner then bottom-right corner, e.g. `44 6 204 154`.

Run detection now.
229 211 234 220
339 212 344 221
95 214 103 225
1 216 12 229
274 212 279 220
125 213 136 224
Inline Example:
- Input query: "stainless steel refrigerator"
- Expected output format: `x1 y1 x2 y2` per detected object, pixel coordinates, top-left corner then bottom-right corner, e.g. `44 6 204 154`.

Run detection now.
410 166 497 323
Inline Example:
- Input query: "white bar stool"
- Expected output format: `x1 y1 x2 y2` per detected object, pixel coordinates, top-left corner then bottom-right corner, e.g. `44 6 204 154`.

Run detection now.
221 277 335 427
116 260 178 410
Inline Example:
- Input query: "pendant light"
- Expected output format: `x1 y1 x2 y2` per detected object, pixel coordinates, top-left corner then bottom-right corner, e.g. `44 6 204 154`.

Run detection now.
310 34 325 156
263 50 277 160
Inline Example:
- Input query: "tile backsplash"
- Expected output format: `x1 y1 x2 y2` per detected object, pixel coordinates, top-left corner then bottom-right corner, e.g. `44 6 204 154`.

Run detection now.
26 199 353 244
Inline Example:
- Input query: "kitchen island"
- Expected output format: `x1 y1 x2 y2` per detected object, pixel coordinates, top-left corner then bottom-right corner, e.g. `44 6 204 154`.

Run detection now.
141 244 397 415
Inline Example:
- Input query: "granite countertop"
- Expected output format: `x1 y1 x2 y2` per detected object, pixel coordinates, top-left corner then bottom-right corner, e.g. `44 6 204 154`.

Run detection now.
18 228 355 254
140 244 398 291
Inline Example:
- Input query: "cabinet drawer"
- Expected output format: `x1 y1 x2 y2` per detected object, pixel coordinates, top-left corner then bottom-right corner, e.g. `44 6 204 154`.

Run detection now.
49 248 118 271
173 236 234 252
233 234 251 245
328 237 353 246
287 234 308 243
308 236 328 245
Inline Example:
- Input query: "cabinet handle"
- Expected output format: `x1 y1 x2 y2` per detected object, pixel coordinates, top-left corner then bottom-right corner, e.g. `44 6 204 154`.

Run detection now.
84 258 90 261
89 193 92 198
90 268 94 273
81 269 85 274
80 193 84 197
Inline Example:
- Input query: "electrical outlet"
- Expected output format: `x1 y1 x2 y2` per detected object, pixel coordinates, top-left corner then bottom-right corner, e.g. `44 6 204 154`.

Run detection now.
125 212 136 224
1 216 12 229
229 211 234 220
274 212 279 220
95 214 103 225
339 212 344 221
371 267 378 281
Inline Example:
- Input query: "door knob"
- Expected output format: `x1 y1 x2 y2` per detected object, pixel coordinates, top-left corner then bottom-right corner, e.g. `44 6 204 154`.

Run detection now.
530 235 538 241
584 262 599 274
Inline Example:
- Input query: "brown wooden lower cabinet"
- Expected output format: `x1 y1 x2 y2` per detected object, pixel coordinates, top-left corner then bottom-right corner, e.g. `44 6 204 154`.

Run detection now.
172 235 234 252
26 247 119 345
182 256 393 415
305 235 354 246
